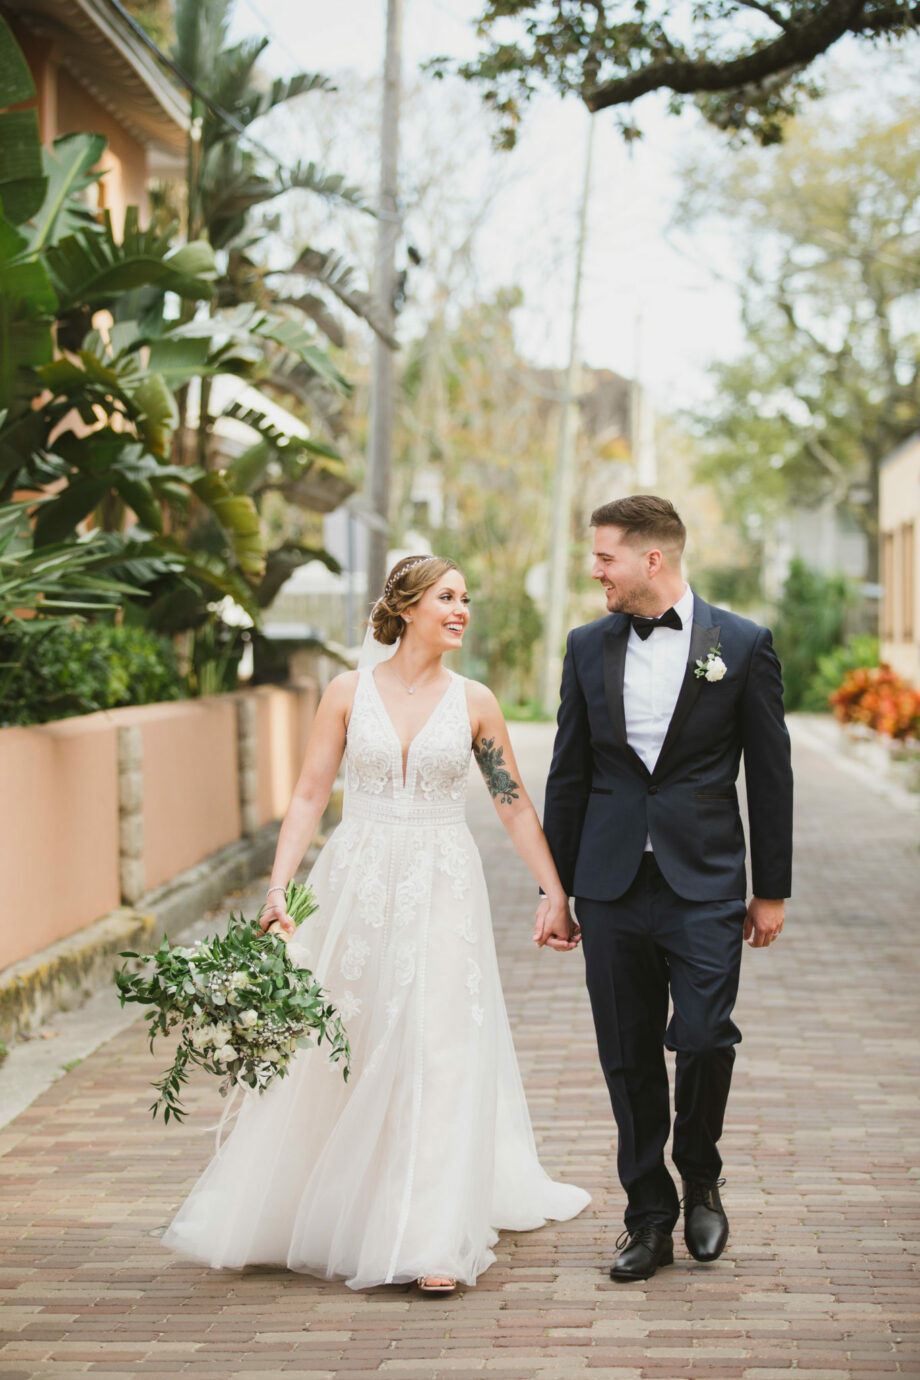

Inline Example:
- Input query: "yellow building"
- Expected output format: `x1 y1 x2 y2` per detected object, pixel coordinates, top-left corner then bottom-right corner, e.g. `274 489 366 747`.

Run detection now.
2 0 187 228
880 433 920 685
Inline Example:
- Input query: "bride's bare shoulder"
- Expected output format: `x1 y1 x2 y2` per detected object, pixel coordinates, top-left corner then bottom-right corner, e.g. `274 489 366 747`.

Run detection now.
461 677 502 722
321 670 360 713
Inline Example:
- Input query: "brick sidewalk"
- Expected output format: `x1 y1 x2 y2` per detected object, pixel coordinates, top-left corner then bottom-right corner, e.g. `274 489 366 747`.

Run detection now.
1 723 917 1380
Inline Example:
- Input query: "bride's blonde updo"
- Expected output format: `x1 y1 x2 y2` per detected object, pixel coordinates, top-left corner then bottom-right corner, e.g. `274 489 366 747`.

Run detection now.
370 555 460 645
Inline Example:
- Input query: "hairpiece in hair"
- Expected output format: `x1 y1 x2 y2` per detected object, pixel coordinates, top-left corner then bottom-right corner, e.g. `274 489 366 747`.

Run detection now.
384 556 435 599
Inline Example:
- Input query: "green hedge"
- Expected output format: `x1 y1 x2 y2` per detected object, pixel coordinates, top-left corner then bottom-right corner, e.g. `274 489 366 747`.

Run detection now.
0 622 186 727
772 560 855 710
801 635 879 713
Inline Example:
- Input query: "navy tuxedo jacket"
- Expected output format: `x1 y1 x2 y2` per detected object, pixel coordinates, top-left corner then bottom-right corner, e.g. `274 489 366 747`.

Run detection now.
543 595 793 904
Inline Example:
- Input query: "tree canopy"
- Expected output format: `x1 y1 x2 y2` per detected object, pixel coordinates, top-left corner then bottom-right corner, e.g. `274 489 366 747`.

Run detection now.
435 1 920 146
681 94 920 580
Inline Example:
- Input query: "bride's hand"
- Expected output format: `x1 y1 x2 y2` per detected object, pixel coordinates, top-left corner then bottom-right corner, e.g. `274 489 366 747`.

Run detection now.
533 895 581 952
259 898 295 939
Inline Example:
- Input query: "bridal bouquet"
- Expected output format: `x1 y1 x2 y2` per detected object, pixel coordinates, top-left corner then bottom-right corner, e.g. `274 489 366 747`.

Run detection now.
115 881 350 1123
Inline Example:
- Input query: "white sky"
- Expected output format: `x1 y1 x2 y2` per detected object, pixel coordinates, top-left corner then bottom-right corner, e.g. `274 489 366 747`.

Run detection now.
230 0 911 411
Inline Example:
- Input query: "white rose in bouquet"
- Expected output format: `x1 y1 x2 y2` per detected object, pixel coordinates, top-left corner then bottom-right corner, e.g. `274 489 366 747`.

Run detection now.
236 1009 259 1029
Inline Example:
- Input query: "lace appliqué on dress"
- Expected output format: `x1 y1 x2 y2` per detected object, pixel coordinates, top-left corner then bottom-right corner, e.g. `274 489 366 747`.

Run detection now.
413 681 472 804
340 934 371 982
338 991 363 1022
394 942 416 987
437 826 472 900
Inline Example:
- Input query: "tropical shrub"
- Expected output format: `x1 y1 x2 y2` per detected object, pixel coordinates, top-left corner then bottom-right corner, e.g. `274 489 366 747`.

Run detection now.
830 664 920 741
0 621 185 727
801 635 880 713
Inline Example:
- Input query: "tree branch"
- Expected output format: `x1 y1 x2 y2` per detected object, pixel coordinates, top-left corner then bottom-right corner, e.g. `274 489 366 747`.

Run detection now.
851 1 920 31
584 1 866 112
735 0 791 30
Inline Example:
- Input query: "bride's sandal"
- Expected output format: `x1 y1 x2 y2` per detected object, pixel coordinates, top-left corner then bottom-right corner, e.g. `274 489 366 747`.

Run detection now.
416 1274 458 1296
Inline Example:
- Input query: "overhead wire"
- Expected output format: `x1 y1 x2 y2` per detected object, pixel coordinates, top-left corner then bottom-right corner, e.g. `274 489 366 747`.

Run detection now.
105 0 332 186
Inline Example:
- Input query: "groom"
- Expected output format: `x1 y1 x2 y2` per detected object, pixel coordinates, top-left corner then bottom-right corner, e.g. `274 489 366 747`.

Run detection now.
539 496 793 1282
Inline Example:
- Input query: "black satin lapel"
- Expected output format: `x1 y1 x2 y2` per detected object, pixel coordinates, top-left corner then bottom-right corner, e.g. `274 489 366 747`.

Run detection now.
654 621 721 775
602 621 629 749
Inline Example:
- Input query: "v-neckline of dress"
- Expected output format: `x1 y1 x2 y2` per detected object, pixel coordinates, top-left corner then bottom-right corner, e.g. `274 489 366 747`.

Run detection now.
369 667 455 789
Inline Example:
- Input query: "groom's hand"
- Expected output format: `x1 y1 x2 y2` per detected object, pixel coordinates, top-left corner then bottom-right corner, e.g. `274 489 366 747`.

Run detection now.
744 896 785 948
533 896 581 952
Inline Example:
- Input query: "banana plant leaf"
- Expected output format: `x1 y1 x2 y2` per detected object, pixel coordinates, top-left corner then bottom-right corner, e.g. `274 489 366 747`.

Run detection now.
23 133 106 252
223 401 345 498
189 471 264 575
255 540 341 609
0 217 56 410
0 509 147 625
0 18 46 225
46 209 216 309
171 305 350 395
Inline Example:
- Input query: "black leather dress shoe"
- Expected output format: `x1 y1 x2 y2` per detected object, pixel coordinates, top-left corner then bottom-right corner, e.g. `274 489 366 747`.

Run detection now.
609 1224 674 1281
682 1178 729 1261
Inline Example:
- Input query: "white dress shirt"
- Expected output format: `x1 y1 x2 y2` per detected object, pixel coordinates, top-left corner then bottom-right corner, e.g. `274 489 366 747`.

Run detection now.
623 584 695 850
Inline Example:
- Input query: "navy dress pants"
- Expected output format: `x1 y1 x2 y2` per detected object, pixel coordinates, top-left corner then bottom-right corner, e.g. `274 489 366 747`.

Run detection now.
576 855 745 1233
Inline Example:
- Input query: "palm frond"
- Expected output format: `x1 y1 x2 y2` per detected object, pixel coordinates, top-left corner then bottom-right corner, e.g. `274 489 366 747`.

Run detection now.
290 246 397 346
235 72 337 129
284 162 371 214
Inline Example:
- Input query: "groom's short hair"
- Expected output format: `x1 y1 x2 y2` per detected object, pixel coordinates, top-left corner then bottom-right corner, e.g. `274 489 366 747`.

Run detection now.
591 495 686 556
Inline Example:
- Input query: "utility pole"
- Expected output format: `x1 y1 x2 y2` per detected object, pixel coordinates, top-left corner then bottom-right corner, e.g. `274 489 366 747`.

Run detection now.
366 0 403 607
540 116 595 715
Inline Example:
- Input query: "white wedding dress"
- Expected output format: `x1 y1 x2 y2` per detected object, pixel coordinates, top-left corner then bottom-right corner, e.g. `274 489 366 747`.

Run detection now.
163 668 589 1288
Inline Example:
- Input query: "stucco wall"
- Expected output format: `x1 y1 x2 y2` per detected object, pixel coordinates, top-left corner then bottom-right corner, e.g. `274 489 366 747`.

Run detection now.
0 716 120 970
55 69 149 231
0 685 318 973
112 699 242 892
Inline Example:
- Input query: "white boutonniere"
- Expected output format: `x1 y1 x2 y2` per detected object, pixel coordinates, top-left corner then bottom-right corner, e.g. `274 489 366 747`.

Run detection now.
695 644 727 682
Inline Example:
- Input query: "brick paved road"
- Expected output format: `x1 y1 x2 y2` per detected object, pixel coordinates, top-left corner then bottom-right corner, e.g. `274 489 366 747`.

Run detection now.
1 724 918 1380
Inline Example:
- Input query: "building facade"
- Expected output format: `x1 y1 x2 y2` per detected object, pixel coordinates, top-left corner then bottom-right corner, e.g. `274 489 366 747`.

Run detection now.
880 434 919 684
2 0 187 229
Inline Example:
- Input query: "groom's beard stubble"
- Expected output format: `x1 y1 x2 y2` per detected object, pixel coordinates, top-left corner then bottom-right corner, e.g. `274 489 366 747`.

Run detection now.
600 580 649 617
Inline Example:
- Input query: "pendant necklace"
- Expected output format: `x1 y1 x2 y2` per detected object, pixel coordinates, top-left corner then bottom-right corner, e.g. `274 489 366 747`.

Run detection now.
389 665 440 696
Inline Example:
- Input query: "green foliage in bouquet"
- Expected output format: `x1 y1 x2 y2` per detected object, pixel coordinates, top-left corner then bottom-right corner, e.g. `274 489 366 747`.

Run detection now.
115 881 350 1123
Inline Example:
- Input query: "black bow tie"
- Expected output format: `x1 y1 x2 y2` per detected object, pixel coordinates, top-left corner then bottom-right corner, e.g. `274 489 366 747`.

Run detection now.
630 607 683 640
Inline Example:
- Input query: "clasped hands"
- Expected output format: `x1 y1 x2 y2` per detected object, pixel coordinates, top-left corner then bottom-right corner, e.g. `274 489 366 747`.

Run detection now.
533 894 785 953
533 893 581 951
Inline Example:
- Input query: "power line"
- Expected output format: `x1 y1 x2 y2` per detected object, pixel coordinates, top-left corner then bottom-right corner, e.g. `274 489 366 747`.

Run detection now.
105 0 320 182
238 0 298 70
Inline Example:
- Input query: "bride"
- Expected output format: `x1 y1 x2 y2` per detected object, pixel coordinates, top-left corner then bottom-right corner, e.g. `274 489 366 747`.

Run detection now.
163 555 590 1293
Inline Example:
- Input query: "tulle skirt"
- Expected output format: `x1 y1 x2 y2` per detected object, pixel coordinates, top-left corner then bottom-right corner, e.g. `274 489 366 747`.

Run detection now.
162 807 590 1288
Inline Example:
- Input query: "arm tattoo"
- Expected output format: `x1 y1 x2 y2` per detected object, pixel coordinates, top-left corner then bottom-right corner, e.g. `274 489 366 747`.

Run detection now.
473 736 520 804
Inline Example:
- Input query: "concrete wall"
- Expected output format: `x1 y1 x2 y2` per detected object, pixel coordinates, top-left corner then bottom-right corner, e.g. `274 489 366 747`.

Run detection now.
880 435 920 685
0 685 318 973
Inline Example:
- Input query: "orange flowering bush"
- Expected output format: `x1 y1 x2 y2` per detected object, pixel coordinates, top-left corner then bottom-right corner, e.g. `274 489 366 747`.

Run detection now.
830 664 920 741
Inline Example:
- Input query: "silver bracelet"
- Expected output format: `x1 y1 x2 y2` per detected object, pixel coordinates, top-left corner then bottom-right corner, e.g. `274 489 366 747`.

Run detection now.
266 885 286 898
